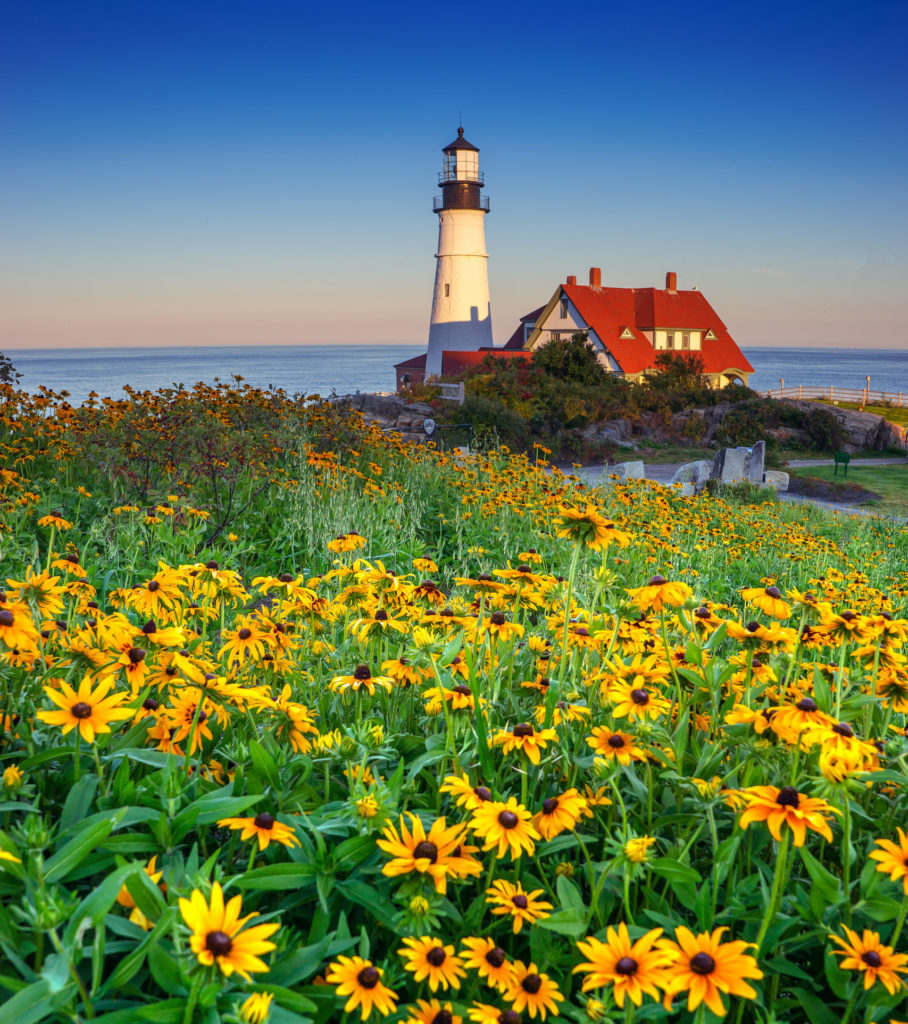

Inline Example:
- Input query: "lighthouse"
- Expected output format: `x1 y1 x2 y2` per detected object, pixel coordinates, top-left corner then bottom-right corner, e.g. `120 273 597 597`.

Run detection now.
426 127 493 376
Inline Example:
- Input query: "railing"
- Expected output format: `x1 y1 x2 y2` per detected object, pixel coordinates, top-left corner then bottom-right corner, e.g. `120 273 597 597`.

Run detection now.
438 170 485 186
433 195 490 212
436 381 465 404
761 382 907 407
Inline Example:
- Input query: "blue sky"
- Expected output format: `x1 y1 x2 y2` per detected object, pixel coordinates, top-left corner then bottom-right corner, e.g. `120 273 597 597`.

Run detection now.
2 0 906 348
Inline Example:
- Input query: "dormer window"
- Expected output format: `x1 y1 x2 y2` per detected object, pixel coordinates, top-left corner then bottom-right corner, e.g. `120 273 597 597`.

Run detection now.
619 327 634 339
560 298 568 319
705 329 717 340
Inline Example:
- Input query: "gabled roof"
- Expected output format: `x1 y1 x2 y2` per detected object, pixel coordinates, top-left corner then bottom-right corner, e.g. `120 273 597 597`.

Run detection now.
501 305 544 350
524 281 754 376
394 353 427 371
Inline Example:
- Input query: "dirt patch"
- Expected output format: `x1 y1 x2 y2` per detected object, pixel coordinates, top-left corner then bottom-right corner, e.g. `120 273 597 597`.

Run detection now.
788 475 882 505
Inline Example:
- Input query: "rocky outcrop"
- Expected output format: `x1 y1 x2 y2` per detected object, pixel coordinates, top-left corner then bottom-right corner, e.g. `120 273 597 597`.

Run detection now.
580 418 637 447
780 400 907 453
341 394 435 432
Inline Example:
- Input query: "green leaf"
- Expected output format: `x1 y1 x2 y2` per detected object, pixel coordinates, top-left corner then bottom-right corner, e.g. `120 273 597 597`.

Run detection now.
332 834 375 872
0 979 65 1024
59 775 99 832
555 874 585 913
233 863 318 891
44 808 126 884
334 880 396 929
147 944 187 997
63 862 141 945
858 897 903 922
535 908 587 937
649 858 701 885
249 740 281 790
91 999 187 1024
799 847 840 903
791 986 840 1024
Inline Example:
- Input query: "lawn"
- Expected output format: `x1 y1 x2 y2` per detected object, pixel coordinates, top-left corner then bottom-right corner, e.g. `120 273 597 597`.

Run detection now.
789 460 908 516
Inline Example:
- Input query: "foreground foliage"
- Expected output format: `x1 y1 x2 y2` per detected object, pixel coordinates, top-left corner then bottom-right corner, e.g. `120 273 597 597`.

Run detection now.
0 379 906 1024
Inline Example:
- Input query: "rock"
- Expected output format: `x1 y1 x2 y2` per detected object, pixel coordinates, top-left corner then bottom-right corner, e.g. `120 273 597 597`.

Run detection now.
581 418 634 444
674 482 696 497
610 460 644 480
347 393 409 423
766 426 810 445
747 440 766 483
711 447 747 483
780 399 907 451
763 470 789 491
669 460 712 489
403 402 435 416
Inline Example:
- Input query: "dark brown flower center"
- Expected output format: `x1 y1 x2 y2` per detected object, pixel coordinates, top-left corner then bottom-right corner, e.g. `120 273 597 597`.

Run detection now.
746 621 762 632
833 721 854 737
648 575 667 586
861 950 882 968
498 810 519 829
690 952 715 975
128 647 146 664
357 966 380 988
71 702 92 719
512 894 529 909
413 841 438 863
146 580 160 592
490 612 506 626
694 606 711 619
521 972 542 994
205 930 233 956
353 665 371 680
765 586 782 598
0 609 13 627
432 1012 453 1024
452 685 472 695
374 609 388 621
253 812 275 830
474 786 492 801
796 697 818 712
238 628 252 640
142 697 160 710
486 946 507 968
573 626 590 636
426 946 447 967
631 688 650 705
512 723 534 738
498 1013 522 1024
142 620 157 634
608 734 626 748
279 573 294 583
615 956 638 975
542 797 559 815
776 786 800 808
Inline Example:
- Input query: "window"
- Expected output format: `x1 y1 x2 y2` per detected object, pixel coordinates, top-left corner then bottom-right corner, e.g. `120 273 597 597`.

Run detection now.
560 298 568 319
444 283 450 297
666 332 674 349
682 332 690 350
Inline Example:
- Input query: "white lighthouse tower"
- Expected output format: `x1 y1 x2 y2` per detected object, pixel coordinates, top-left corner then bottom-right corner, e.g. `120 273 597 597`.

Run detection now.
426 127 493 376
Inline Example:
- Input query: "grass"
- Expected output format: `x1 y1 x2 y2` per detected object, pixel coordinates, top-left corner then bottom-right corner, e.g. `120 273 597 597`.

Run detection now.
817 399 908 427
789 461 908 516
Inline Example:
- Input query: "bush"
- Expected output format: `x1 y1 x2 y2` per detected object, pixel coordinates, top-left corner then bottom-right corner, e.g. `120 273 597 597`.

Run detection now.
456 395 528 448
804 407 849 451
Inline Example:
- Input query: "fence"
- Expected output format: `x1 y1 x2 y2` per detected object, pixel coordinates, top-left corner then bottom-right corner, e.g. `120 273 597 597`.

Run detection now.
761 382 907 407
436 381 466 404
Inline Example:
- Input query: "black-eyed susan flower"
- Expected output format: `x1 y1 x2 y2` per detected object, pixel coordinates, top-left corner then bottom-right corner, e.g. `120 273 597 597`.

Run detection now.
658 926 763 1018
492 723 557 765
484 612 524 642
586 727 648 765
606 680 671 722
485 879 553 933
38 511 73 530
398 936 466 992
178 881 279 980
554 504 633 551
467 1004 521 1024
627 576 693 613
329 664 394 695
740 585 791 620
460 937 513 991
736 785 838 846
325 955 399 1020
868 828 908 894
504 960 564 1020
0 601 40 653
377 813 480 893
532 788 587 840
624 836 657 863
37 675 132 743
440 773 494 811
470 799 539 860
217 812 300 850
401 998 463 1024
573 923 672 1008
829 926 908 994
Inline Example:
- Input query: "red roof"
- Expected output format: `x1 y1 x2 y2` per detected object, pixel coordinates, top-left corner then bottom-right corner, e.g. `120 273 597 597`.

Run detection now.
441 349 531 375
546 283 753 376
394 353 427 371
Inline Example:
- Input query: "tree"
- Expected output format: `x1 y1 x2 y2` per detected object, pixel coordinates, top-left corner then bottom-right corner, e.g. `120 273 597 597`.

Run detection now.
0 351 20 387
651 350 708 389
531 333 609 387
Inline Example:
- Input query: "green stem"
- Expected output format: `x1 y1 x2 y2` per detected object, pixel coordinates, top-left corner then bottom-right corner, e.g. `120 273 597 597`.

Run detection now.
182 971 204 1024
890 893 908 948
754 831 791 952
842 798 852 925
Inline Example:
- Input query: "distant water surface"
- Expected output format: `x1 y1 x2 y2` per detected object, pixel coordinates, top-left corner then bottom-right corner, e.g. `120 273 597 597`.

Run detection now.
5 343 907 406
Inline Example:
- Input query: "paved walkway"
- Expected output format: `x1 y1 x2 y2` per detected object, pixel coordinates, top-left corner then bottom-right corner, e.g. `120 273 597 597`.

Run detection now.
573 456 907 524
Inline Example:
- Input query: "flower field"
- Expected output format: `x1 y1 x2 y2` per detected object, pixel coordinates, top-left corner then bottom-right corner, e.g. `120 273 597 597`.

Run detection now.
0 379 906 1024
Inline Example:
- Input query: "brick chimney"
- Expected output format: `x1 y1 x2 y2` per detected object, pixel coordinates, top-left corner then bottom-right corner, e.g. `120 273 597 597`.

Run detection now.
666 271 677 293
566 275 576 285
589 267 602 289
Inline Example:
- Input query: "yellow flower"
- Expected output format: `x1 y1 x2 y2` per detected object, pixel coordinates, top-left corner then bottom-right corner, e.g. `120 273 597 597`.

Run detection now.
470 798 540 860
37 675 132 744
217 813 301 851
740 585 791 620
325 956 399 1020
735 785 838 846
658 926 763 1017
868 828 908 895
492 723 558 765
625 836 657 863
398 936 466 991
178 882 279 980
239 992 273 1023
829 926 908 994
485 879 553 933
627 576 693 613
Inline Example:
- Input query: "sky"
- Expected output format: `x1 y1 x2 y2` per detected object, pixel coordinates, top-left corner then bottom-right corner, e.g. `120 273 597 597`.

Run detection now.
2 0 907 350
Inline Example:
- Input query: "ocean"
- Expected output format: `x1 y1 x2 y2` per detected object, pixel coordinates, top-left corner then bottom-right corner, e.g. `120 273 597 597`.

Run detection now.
4 343 907 406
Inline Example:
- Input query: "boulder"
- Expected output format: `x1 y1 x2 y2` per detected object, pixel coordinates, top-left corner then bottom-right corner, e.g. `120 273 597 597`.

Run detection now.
669 460 713 489
609 460 644 480
763 470 789 491
346 393 408 424
747 440 766 483
581 418 635 444
403 402 436 416
711 447 747 484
